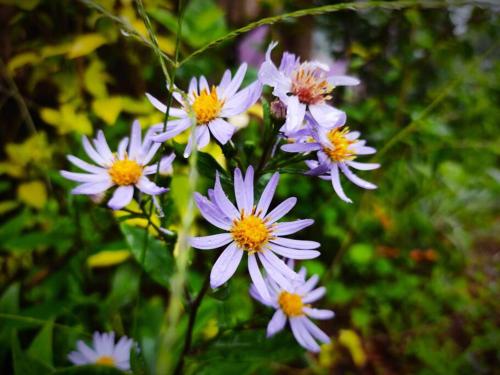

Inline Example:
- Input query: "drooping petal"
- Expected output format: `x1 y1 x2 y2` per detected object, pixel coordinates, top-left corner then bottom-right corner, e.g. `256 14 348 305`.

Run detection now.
300 316 330 344
152 118 191 143
264 197 297 224
210 242 243 288
135 176 168 195
273 219 314 236
190 233 233 250
71 180 113 195
248 254 271 303
256 172 279 217
261 250 299 281
345 160 380 171
267 309 287 337
282 95 306 133
290 317 320 352
339 163 377 189
330 164 352 203
196 125 211 149
309 104 346 129
145 93 186 118
107 185 134 210
303 307 335 320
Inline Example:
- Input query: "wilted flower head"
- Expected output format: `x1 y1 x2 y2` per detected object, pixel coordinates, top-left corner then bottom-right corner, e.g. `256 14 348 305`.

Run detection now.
250 261 334 352
146 63 262 157
190 166 321 302
68 331 135 370
258 42 358 134
60 120 174 210
282 116 379 203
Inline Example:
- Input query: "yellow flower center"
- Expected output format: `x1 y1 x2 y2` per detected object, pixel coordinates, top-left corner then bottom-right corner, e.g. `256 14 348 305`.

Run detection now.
108 158 143 185
231 213 270 253
191 86 223 125
291 65 332 105
95 355 115 366
324 127 356 162
278 291 304 317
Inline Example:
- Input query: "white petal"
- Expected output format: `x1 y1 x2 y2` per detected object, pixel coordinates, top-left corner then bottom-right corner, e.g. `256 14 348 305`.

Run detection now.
267 309 287 337
282 96 306 133
210 242 243 288
208 118 235 145
107 185 134 210
330 164 352 203
248 254 271 303
190 233 233 250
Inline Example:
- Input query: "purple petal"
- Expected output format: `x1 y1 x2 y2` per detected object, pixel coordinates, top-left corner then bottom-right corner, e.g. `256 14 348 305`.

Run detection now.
309 104 346 129
249 284 273 307
222 63 247 99
213 172 240 219
330 164 352 203
327 75 360 86
258 252 292 290
302 287 326 304
194 193 232 230
264 197 297 224
208 118 235 145
60 170 108 183
76 340 97 362
128 120 142 160
273 219 314 236
93 131 114 162
71 181 113 195
145 93 186 118
136 177 168 195
267 309 287 337
268 243 320 260
233 168 247 213
67 155 106 174
243 166 254 213
281 142 321 153
339 163 377 189
248 254 271 303
82 136 107 166
300 316 330 344
152 118 191 143
290 317 320 352
270 237 320 250
210 242 243 288
256 172 279 217
199 76 209 92
303 307 335 320
68 351 90 365
282 96 306 133
190 233 233 250
261 250 299 281
108 185 134 210
296 274 319 295
346 160 380 171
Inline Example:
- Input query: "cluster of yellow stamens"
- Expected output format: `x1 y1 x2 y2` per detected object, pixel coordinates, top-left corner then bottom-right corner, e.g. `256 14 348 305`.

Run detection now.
95 356 115 366
291 65 332 105
324 127 356 162
231 211 271 253
278 291 305 317
191 86 224 125
108 157 143 186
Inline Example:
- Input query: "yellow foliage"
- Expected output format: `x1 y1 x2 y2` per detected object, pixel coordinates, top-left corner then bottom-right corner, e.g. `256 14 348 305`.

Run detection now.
248 103 263 119
17 180 47 209
87 250 131 268
157 36 175 55
84 59 110 98
113 200 161 236
40 104 93 135
67 33 107 59
92 97 123 125
0 132 53 178
338 329 367 368
0 201 19 215
203 319 219 340
0 0 40 10
7 52 41 73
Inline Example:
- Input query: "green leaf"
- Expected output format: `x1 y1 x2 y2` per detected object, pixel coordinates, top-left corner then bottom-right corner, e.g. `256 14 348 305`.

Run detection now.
11 331 52 375
27 320 53 367
196 151 224 180
120 224 173 287
347 243 374 266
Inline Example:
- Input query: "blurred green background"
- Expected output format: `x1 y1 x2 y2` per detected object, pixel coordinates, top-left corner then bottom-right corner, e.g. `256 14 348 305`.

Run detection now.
0 0 498 374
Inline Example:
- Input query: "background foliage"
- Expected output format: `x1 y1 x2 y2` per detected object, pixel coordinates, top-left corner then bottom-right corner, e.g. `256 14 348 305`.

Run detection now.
0 0 498 374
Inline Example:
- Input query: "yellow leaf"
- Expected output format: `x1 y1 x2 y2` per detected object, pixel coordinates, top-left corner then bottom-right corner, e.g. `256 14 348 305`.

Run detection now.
121 97 157 115
0 162 24 178
203 319 219 340
157 36 175 55
338 329 367 368
92 97 123 125
248 103 263 119
2 132 53 177
7 52 41 73
40 104 93 135
203 142 226 169
0 201 19 215
84 58 110 98
87 250 131 268
113 200 161 236
0 0 40 11
40 43 72 58
67 34 107 59
17 180 47 209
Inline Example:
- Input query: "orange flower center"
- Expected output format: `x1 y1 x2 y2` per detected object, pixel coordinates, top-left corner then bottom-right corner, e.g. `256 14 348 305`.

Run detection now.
231 213 270 253
191 86 223 125
95 355 115 366
108 158 143 185
278 291 304 317
291 64 332 105
323 127 356 162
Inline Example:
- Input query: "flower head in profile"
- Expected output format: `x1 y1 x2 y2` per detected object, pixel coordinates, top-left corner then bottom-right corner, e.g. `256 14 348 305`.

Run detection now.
258 42 358 134
250 261 334 352
190 166 321 302
282 116 379 203
68 331 135 370
61 120 174 210
146 63 262 157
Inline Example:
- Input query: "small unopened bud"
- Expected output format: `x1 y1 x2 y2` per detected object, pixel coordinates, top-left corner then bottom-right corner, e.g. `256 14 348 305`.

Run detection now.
270 99 287 120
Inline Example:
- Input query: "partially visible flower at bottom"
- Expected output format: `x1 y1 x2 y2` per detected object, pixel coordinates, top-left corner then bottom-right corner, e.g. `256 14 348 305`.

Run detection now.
68 331 135 371
250 261 334 352
60 120 174 210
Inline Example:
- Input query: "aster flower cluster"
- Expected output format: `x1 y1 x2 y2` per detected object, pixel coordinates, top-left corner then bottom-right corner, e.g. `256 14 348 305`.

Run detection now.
60 41 380 364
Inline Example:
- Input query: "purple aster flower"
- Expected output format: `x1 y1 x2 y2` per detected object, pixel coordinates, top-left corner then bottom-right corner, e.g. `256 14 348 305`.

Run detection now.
258 42 358 134
238 25 269 67
146 63 262 158
68 331 135 370
250 261 334 352
190 166 321 302
281 116 379 203
61 120 174 210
